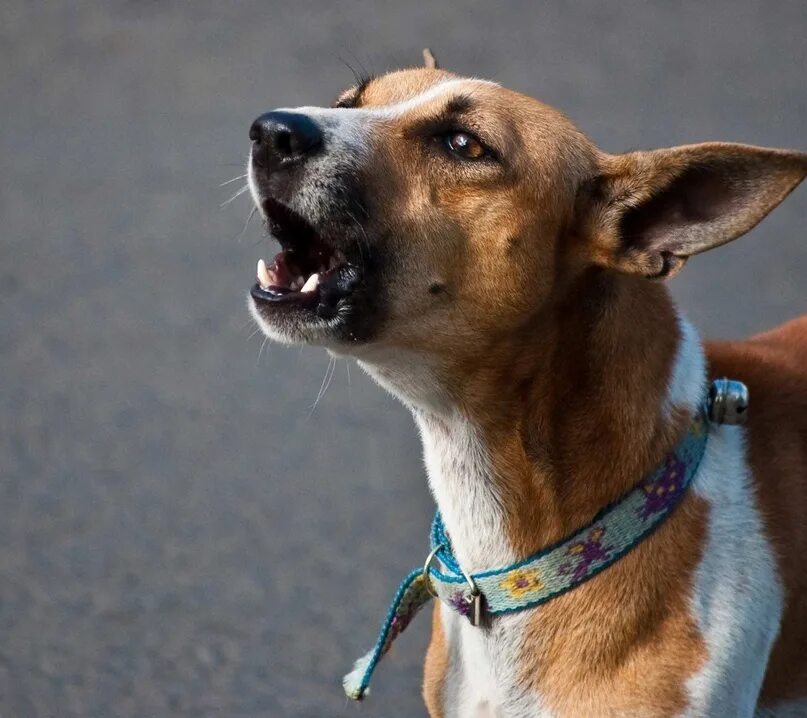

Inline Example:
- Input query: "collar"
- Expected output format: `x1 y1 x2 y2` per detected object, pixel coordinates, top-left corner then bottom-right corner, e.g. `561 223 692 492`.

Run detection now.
344 407 710 701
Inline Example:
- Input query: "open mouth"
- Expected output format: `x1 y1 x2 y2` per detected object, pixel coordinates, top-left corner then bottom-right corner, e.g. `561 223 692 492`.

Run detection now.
251 198 360 318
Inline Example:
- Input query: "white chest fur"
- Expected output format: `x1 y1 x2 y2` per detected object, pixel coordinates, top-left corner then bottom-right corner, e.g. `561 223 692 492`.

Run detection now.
415 411 550 717
438 604 552 718
414 411 514 572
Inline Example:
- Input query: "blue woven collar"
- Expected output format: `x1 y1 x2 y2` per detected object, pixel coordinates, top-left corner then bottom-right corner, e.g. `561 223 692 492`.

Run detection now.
344 409 710 701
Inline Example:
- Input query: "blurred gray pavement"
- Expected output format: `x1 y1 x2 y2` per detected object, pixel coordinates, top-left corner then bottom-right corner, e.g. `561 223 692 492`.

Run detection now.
1 1 806 716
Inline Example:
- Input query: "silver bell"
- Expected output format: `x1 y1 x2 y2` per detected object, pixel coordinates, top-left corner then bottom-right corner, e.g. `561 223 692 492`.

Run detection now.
708 378 749 425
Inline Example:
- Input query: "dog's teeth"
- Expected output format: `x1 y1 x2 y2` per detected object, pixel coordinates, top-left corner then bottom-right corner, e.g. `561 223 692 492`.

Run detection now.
257 258 271 287
301 273 320 293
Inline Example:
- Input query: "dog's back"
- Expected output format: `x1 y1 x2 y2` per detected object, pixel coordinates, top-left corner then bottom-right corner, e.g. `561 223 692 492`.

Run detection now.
708 314 807 706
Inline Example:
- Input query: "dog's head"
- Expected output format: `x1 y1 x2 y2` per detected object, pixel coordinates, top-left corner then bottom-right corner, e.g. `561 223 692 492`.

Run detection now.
248 56 807 388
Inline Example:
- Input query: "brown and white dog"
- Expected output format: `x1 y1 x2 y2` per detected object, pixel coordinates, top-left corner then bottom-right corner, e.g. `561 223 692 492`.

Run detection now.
246 55 807 717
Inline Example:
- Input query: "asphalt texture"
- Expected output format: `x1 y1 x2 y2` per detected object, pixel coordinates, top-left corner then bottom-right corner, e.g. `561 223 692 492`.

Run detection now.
2 2 806 716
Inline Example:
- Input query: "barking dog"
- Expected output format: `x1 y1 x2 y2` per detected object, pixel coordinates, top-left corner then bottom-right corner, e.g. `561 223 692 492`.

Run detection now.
246 57 807 717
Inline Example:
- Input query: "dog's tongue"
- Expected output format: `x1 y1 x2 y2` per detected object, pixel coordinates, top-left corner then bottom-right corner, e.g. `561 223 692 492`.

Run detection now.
271 251 297 288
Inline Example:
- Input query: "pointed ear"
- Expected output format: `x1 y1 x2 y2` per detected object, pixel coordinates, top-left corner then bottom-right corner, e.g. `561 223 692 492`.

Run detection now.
422 48 439 70
579 143 807 278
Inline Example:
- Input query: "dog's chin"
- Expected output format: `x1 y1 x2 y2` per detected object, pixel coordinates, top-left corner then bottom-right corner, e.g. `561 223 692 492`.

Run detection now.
248 292 354 347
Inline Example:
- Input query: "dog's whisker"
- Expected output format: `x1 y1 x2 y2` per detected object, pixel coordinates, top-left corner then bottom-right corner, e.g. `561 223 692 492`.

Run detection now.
256 335 270 365
344 359 354 408
345 208 369 274
308 356 337 418
220 184 250 207
234 206 258 243
337 55 361 86
352 197 371 220
344 49 371 85
322 357 338 405
337 52 372 88
219 173 248 187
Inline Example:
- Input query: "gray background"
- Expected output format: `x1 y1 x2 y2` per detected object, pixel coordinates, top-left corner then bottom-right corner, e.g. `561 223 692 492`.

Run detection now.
2 1 806 716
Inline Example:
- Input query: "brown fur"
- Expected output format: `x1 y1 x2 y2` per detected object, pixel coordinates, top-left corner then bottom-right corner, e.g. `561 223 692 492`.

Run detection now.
345 69 807 715
251 65 807 714
424 603 449 717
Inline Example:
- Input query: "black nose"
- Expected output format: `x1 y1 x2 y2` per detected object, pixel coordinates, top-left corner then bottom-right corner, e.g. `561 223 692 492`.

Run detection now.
249 111 323 168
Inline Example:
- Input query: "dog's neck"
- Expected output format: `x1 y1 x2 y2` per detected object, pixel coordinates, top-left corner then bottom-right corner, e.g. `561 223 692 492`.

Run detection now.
360 271 706 573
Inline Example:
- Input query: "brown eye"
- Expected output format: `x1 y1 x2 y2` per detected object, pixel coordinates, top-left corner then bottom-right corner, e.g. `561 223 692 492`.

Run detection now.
444 131 486 159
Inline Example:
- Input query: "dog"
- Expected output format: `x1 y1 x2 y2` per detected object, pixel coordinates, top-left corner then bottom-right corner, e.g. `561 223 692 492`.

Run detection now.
246 52 807 717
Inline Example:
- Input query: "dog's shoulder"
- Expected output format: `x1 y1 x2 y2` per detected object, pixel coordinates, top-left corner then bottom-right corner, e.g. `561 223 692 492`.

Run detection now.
706 314 807 418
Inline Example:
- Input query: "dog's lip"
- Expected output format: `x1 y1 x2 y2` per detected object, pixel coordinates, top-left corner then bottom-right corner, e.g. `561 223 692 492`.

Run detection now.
251 261 363 320
250 280 320 306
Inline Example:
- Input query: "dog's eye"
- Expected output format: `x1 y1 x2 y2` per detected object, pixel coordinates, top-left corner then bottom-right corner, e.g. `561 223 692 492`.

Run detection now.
444 131 486 160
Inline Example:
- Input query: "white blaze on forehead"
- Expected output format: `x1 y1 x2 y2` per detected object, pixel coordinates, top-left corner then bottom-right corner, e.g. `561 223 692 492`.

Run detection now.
278 77 499 124
248 77 499 217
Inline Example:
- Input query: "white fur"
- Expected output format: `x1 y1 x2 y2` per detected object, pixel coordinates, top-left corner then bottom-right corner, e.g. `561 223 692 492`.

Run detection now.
247 154 260 214
415 408 551 718
665 314 707 417
439 603 553 718
285 78 498 124
415 410 511 572
665 311 784 717
356 348 449 415
685 425 784 716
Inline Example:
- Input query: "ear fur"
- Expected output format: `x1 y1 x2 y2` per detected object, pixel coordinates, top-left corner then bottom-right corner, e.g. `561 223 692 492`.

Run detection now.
580 143 807 278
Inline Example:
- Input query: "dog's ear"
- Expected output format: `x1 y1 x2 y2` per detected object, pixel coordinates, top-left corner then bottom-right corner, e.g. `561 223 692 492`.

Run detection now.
579 143 807 279
422 48 439 70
